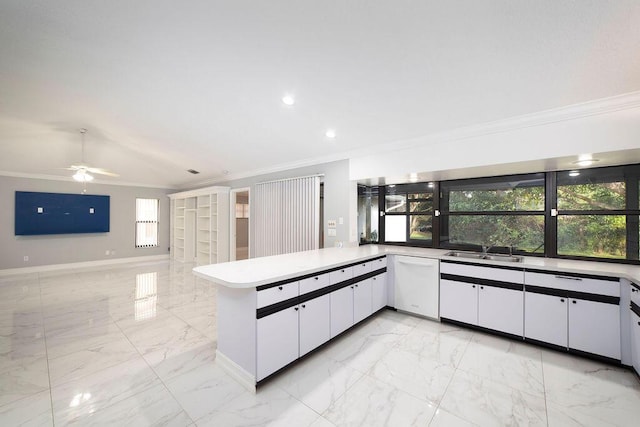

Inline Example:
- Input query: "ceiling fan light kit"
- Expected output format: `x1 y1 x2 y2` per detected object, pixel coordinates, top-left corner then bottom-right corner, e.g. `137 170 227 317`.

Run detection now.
68 128 118 182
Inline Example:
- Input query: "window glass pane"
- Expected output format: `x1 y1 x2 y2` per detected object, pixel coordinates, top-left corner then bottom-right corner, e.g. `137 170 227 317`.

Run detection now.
371 195 379 243
408 193 432 200
445 175 545 212
557 182 625 210
447 215 544 253
409 215 432 241
385 215 406 242
449 187 544 211
410 200 432 213
557 215 626 259
385 195 406 213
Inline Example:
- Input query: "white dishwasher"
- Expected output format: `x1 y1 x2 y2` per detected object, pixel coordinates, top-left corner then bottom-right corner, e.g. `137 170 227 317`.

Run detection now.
394 256 439 319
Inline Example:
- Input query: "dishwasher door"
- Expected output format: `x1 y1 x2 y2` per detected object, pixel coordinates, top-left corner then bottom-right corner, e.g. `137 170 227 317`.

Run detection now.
394 256 439 319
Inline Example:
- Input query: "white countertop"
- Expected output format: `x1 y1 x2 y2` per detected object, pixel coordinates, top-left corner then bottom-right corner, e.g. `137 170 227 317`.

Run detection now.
193 245 640 288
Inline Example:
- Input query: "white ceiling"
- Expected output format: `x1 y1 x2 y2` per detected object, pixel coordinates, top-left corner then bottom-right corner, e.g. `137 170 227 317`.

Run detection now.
1 1 640 188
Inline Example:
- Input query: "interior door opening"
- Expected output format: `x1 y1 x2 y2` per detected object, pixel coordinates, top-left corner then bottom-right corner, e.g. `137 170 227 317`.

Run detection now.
231 189 250 260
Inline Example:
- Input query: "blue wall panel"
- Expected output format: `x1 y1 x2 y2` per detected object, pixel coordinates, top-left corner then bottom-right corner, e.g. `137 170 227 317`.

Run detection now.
15 191 110 235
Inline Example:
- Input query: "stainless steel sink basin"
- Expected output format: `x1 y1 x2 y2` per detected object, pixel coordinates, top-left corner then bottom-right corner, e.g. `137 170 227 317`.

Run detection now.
444 251 523 263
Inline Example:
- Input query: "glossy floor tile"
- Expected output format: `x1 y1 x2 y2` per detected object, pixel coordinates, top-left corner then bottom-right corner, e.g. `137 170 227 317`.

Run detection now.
1 259 640 426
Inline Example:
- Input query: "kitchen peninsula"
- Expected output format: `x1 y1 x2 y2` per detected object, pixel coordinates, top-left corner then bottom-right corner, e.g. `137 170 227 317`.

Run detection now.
194 245 640 392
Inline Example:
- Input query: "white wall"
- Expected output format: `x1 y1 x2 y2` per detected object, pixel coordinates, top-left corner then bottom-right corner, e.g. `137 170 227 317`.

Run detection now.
0 176 171 270
214 159 355 252
350 100 640 182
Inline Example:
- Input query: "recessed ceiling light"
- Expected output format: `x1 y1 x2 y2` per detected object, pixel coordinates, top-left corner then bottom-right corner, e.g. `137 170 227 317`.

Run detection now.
571 158 599 167
325 129 336 139
569 171 580 177
282 95 295 106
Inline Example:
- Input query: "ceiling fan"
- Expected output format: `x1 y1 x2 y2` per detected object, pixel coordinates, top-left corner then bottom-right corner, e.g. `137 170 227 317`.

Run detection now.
66 128 119 182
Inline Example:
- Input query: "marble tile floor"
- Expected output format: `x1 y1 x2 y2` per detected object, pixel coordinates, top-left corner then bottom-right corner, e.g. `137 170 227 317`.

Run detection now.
1 260 640 426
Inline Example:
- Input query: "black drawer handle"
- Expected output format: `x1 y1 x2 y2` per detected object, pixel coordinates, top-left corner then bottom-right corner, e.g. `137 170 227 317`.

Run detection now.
294 307 299 311
555 275 582 281
560 298 565 302
315 277 319 280
278 286 283 290
480 286 484 290
572 300 577 304
302 304 306 308
472 285 476 288
632 288 638 293
355 284 359 287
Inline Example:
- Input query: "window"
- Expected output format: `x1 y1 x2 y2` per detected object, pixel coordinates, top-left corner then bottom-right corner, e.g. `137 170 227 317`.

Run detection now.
439 174 545 254
357 186 379 244
556 167 629 259
136 198 159 248
382 183 434 245
235 203 249 218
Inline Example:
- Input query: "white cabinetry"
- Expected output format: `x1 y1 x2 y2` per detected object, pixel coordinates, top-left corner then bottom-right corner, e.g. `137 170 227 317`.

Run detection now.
299 294 331 356
254 256 388 382
525 292 568 347
169 186 229 264
257 306 299 381
569 298 621 360
372 273 387 311
478 284 524 336
440 279 477 325
330 285 354 338
631 309 640 375
353 278 373 324
632 283 640 374
524 271 621 361
440 261 524 336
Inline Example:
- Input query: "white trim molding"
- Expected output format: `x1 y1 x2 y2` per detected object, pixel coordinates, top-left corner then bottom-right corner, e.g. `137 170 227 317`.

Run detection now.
0 254 170 277
215 350 256 393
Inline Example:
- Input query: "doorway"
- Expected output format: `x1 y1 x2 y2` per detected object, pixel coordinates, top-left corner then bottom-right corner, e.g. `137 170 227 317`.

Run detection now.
230 188 250 260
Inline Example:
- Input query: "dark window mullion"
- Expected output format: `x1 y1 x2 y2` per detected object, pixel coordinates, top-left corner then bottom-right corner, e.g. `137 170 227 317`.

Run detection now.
546 171 557 257
627 176 639 260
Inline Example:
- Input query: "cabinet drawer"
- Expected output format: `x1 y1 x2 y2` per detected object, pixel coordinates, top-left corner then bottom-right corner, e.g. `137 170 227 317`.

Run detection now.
372 257 387 270
257 282 299 308
631 282 640 306
353 261 373 277
330 266 353 285
299 273 330 295
440 262 523 284
524 271 619 297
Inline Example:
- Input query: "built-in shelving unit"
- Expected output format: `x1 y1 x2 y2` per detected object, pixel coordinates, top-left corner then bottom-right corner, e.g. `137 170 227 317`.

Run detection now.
169 186 230 265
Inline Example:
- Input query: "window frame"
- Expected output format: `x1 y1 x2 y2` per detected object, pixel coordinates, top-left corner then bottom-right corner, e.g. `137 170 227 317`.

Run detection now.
380 182 438 247
374 163 640 264
438 172 546 255
135 198 160 248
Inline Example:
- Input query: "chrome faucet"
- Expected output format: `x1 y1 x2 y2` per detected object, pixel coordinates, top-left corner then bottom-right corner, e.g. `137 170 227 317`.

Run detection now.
481 245 493 256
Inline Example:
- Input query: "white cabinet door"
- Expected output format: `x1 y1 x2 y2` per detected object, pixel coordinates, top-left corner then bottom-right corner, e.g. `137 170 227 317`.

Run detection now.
569 298 621 360
631 310 640 374
524 292 567 348
440 279 477 325
353 278 373 324
299 294 331 356
256 306 299 381
372 273 387 312
478 285 523 336
330 285 354 338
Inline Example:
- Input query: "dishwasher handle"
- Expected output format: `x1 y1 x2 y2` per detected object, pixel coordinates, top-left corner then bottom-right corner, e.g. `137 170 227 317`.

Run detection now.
396 258 437 268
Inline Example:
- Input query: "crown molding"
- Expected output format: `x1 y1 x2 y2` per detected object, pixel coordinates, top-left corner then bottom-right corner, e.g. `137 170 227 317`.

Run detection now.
0 170 177 190
182 91 640 188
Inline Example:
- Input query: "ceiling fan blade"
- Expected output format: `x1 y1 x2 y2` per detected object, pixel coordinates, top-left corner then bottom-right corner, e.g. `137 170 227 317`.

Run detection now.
86 167 119 177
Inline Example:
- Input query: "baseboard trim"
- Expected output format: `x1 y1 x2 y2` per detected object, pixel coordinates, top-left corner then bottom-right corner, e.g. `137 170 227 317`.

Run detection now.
216 349 256 393
0 254 170 276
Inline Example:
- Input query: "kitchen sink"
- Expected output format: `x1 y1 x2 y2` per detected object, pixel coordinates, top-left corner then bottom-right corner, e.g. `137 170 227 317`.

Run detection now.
444 251 523 263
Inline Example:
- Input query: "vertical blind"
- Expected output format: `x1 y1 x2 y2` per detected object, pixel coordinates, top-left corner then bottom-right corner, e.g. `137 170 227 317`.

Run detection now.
253 175 320 257
136 198 159 248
